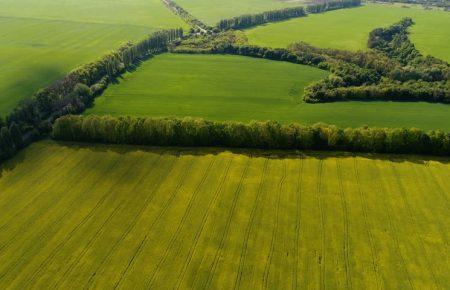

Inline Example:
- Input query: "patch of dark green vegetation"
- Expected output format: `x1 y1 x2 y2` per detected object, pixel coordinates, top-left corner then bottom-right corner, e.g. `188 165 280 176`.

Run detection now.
303 18 449 103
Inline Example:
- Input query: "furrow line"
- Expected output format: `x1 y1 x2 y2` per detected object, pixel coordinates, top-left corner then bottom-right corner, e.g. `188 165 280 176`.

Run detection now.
145 157 217 288
21 155 128 288
263 161 286 289
317 160 326 290
0 149 77 233
234 159 270 290
51 154 167 289
354 159 382 290
203 158 251 290
336 160 352 290
0 145 66 210
0 153 95 282
372 162 414 290
292 157 304 290
84 156 189 289
111 156 193 289
390 163 441 290
409 164 449 254
175 158 234 290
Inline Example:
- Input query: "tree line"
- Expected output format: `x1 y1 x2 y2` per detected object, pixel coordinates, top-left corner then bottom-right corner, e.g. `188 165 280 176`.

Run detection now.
216 0 361 30
217 7 306 30
0 29 183 164
53 115 450 156
306 0 362 13
161 0 208 30
304 80 449 103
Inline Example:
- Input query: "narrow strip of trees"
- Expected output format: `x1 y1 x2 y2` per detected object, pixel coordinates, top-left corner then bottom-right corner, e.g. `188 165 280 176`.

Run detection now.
216 0 361 30
217 7 306 30
53 115 450 156
304 80 449 103
161 0 208 30
306 0 362 13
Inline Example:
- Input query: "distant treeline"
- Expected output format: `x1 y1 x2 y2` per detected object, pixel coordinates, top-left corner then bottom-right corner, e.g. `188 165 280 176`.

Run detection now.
306 0 362 13
216 0 361 30
305 80 449 103
0 29 183 163
161 0 208 29
217 7 306 30
53 115 450 156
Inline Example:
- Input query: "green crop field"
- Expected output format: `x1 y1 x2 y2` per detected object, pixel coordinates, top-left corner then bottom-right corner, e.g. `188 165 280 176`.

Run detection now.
86 53 450 131
175 0 305 25
246 4 450 62
0 0 186 116
0 141 448 288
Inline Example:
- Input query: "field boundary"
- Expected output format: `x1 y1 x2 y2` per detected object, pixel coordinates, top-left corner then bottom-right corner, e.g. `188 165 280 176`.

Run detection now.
52 115 450 156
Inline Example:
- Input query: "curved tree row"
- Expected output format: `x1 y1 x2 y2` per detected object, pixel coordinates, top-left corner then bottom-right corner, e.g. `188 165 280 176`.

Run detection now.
298 18 449 103
216 0 362 30
306 0 362 13
217 6 306 30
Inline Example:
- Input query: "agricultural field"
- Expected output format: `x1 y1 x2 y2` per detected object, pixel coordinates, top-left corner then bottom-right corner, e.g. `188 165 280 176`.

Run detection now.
0 141 448 288
175 0 306 25
86 53 450 131
246 4 450 62
1 0 450 288
0 0 187 115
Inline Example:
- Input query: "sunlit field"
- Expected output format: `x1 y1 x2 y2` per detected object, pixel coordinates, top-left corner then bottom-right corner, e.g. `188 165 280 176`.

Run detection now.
0 141 448 288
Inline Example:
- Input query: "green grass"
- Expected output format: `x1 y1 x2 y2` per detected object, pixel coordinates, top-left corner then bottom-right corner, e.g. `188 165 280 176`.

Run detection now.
0 0 187 116
246 4 450 62
86 53 450 131
0 140 448 288
175 0 305 25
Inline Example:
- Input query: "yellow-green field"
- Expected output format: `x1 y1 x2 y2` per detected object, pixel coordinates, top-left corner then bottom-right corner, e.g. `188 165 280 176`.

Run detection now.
0 141 448 289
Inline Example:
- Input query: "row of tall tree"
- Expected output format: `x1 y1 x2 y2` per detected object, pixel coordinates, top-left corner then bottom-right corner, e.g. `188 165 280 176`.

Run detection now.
217 7 306 30
0 29 183 163
306 0 362 13
53 115 450 156
304 79 449 103
161 0 208 29
216 0 361 30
